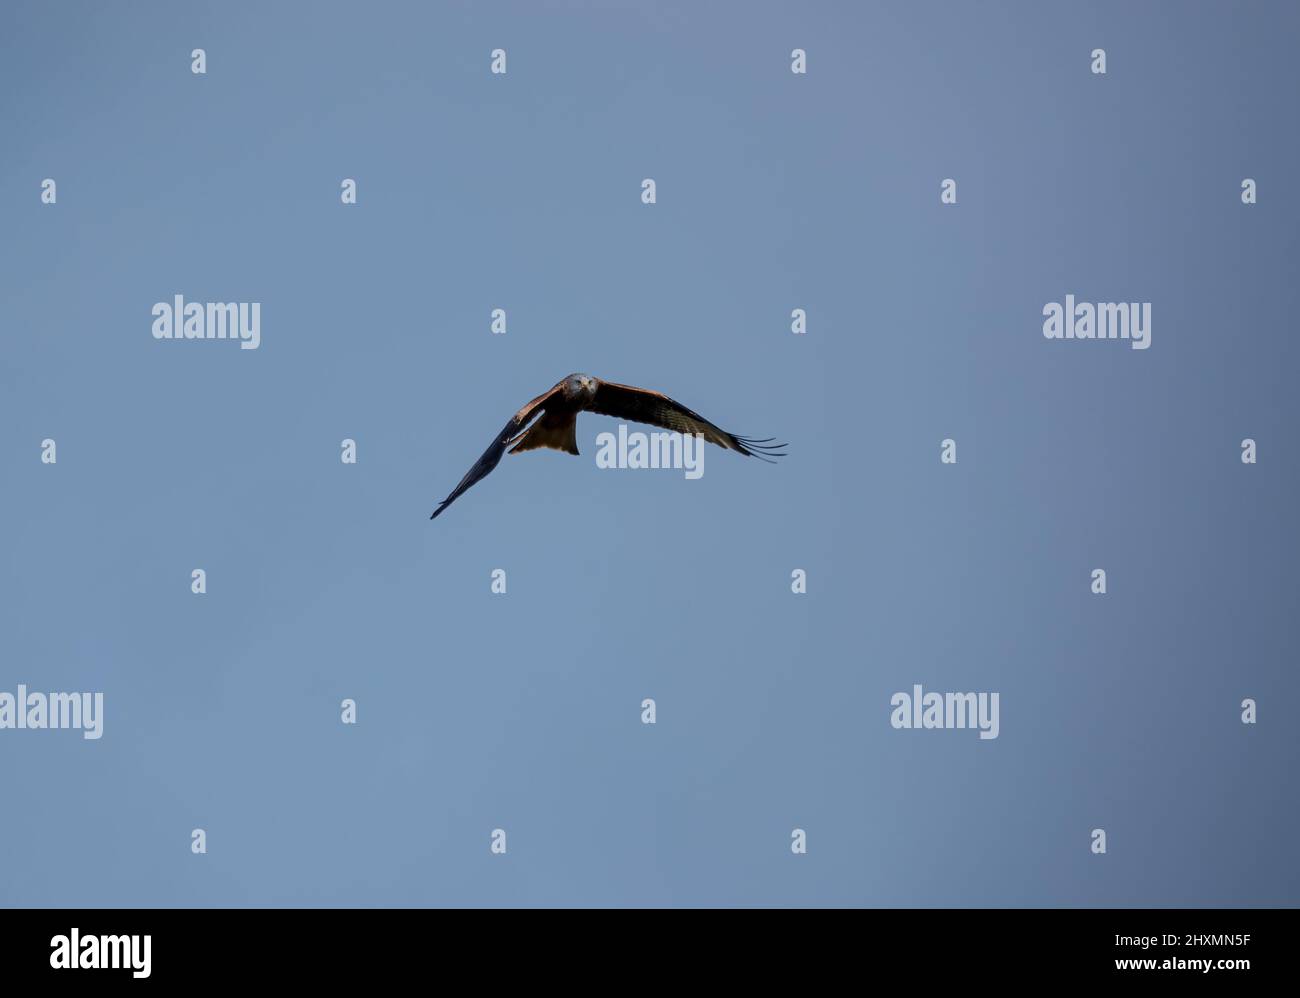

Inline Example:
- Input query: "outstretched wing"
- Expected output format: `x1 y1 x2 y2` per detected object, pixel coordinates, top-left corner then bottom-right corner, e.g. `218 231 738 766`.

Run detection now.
430 385 561 519
588 380 786 461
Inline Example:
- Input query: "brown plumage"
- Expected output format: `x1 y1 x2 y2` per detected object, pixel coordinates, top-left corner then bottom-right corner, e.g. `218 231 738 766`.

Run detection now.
429 373 785 519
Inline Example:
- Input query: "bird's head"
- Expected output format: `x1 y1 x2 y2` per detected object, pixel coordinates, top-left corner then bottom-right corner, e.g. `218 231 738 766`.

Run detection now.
563 373 598 401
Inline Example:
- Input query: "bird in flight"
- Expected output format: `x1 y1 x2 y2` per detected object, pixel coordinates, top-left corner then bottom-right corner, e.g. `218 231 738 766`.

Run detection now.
430 373 785 519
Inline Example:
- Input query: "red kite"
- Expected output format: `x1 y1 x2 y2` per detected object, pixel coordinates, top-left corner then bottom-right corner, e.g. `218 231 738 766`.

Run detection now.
430 373 785 519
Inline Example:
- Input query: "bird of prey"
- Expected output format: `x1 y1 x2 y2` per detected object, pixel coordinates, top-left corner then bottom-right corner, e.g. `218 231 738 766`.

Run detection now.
429 373 785 519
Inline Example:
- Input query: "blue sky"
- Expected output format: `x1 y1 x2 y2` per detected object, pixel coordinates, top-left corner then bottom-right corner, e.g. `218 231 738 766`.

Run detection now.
1 0 1297 906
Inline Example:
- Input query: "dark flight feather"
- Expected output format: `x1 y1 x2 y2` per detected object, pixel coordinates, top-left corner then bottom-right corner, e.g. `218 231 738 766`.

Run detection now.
588 381 787 461
429 386 558 519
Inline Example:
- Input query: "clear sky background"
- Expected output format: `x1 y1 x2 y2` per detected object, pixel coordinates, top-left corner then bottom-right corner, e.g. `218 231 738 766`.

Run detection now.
2 0 1297 906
